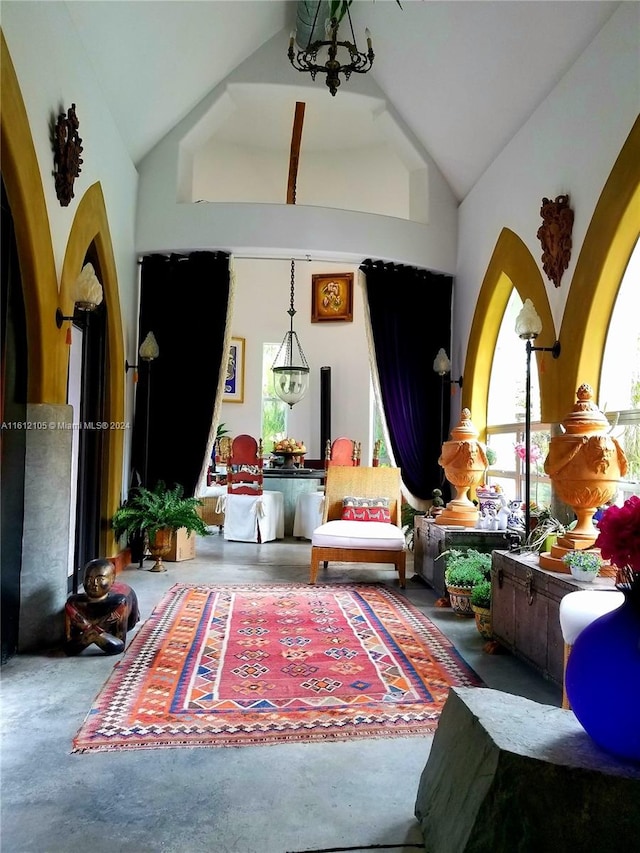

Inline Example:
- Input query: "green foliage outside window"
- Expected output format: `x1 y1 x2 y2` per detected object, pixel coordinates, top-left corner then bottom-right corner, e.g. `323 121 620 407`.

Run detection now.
262 343 287 451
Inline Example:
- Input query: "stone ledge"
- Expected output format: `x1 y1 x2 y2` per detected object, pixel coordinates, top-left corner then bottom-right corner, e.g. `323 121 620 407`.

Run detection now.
415 687 640 853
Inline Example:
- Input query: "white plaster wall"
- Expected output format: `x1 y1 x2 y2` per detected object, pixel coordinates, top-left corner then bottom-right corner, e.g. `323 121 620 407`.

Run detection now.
193 141 408 218
136 30 458 270
221 258 372 462
193 142 289 203
2 1 141 481
455 3 640 378
297 145 408 219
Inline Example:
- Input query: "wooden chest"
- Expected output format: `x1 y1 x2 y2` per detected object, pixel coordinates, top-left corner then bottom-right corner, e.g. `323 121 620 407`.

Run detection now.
413 518 509 598
491 551 617 685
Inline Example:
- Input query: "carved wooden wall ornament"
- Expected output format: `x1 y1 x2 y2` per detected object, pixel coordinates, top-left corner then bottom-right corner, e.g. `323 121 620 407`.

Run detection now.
53 103 83 207
536 194 574 288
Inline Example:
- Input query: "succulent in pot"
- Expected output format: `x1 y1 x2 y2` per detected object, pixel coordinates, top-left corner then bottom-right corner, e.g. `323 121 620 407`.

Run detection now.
562 549 602 582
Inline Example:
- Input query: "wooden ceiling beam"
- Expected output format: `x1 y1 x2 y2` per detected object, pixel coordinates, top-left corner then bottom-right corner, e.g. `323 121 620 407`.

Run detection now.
287 101 306 205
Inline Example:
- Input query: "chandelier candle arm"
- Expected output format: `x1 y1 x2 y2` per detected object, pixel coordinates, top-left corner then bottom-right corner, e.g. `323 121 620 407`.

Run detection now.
288 2 374 96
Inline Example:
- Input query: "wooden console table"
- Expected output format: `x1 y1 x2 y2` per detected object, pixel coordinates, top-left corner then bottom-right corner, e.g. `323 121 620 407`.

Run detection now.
413 517 509 598
263 469 324 536
491 550 617 685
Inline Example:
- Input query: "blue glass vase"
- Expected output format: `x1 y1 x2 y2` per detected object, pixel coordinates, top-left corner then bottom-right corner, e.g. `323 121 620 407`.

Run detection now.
565 588 640 763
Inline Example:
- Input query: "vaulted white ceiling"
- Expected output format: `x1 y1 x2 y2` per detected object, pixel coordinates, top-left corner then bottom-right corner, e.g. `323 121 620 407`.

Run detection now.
63 0 621 201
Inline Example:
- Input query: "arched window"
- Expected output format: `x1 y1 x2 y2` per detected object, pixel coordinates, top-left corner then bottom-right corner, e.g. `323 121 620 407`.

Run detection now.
599 237 640 503
485 290 552 510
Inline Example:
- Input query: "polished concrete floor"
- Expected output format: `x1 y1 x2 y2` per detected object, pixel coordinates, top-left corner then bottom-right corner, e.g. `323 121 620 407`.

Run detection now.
1 535 561 853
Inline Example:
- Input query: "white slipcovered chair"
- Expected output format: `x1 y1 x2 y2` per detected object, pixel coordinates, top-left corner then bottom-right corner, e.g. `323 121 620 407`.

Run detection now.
310 466 406 587
293 491 325 539
222 434 284 543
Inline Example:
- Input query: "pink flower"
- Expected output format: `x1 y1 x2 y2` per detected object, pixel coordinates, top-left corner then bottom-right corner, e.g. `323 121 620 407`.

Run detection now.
595 495 640 574
514 442 542 464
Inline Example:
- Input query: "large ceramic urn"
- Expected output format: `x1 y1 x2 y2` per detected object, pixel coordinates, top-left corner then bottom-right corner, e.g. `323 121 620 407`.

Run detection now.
539 384 627 572
436 408 488 528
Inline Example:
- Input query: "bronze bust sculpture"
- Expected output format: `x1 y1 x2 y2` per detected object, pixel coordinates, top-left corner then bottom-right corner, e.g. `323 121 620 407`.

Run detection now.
64 559 139 655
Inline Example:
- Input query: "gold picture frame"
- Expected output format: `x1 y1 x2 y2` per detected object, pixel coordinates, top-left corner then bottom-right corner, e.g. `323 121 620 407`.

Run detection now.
224 337 245 403
311 273 354 322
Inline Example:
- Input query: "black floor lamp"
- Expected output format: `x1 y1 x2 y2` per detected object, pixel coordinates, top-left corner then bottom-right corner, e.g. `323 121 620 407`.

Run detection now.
126 331 159 567
515 299 560 536
127 331 160 487
433 348 463 486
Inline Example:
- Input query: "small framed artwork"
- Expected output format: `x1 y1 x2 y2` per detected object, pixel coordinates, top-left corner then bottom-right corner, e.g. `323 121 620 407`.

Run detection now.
311 272 354 322
224 337 245 403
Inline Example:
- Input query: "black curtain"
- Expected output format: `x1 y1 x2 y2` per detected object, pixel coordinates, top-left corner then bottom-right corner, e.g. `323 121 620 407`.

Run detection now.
132 252 231 496
361 259 453 502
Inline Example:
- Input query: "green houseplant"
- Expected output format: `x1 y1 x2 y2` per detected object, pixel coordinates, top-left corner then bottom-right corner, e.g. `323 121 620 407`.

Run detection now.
525 510 568 553
470 579 492 640
439 549 492 618
112 482 210 572
562 549 602 582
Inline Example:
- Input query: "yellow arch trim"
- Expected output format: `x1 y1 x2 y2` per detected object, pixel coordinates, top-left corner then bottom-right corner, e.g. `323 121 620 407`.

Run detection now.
561 117 640 397
1 31 62 403
463 228 560 439
61 183 126 556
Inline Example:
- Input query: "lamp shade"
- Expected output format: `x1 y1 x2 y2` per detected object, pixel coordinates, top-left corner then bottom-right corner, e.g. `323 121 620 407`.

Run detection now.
273 366 310 407
139 331 159 361
433 348 451 375
272 330 309 407
515 298 543 339
72 263 103 310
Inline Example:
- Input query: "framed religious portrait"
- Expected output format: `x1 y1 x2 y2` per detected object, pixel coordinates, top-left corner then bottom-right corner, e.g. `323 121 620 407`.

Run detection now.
311 272 354 322
224 337 245 403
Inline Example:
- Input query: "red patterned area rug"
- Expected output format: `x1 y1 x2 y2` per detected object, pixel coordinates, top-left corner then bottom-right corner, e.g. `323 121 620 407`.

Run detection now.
72 583 482 752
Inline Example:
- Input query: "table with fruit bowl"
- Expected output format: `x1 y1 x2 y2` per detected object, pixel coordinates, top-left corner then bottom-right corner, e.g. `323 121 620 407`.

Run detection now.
270 440 305 469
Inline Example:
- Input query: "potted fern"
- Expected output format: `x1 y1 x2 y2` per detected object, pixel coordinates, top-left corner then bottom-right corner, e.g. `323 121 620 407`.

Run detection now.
112 482 210 572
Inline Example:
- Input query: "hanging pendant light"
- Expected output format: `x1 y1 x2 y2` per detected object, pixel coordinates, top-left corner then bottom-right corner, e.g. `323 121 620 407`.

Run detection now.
272 259 310 408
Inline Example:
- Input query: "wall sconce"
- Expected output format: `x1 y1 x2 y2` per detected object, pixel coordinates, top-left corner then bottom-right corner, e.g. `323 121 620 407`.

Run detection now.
515 298 561 536
433 349 464 475
433 348 463 388
56 263 103 329
125 331 160 379
136 332 160 494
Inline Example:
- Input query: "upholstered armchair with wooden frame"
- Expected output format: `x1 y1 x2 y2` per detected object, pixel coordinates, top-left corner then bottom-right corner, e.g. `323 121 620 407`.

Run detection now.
310 466 406 588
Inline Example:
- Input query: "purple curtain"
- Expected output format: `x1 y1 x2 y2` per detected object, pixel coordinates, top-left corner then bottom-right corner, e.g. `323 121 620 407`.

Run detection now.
132 252 231 496
361 259 453 501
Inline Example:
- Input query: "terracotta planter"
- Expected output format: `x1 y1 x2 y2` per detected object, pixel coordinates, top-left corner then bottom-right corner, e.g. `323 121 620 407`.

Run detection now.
446 585 475 618
472 604 493 639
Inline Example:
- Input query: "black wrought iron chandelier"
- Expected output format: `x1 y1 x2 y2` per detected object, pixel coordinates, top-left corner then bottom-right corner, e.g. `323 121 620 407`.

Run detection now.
288 1 374 97
272 259 310 408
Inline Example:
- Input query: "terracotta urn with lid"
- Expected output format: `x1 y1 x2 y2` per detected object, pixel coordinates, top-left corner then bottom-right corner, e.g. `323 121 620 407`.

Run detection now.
436 408 488 528
539 384 627 572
